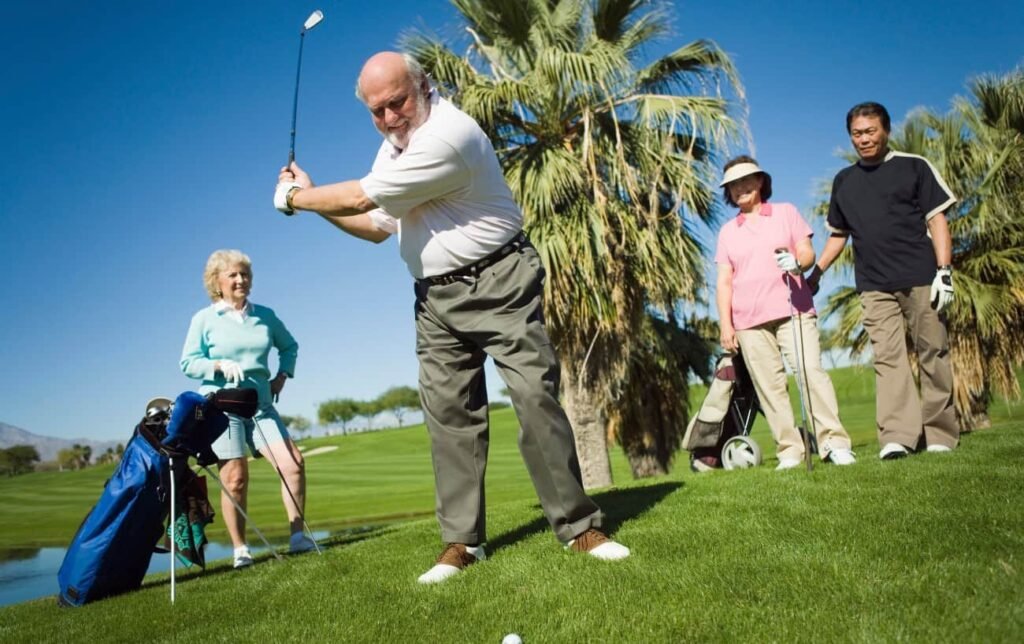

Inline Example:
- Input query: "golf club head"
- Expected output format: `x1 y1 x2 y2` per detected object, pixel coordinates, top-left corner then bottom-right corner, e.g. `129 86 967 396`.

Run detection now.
303 10 324 32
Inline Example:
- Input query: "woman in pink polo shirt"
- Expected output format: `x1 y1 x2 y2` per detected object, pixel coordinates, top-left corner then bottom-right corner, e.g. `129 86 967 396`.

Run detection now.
715 156 855 469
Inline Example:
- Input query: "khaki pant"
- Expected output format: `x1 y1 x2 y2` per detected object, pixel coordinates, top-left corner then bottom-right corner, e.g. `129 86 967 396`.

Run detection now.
414 244 602 545
736 315 852 462
860 287 958 449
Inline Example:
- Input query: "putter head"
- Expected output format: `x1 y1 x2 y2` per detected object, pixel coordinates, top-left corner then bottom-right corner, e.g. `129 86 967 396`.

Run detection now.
303 10 324 32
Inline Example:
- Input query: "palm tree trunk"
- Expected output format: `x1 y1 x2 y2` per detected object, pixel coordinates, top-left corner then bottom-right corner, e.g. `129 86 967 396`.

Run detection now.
961 389 992 432
625 449 668 479
561 367 614 490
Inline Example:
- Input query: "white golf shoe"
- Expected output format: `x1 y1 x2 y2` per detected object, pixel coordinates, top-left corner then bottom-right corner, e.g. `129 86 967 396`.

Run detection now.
827 449 857 466
233 545 254 569
879 443 911 460
775 457 802 471
417 543 486 584
565 529 630 560
926 444 954 453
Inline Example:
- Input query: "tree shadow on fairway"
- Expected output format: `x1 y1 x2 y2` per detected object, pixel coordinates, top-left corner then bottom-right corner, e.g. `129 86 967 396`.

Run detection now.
143 523 396 588
487 481 683 555
589 482 683 534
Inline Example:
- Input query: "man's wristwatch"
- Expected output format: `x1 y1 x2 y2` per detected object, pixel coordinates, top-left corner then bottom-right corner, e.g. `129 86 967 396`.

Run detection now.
938 264 952 271
285 186 302 211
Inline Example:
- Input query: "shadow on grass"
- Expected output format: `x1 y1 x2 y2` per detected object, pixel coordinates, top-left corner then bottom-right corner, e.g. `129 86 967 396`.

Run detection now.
487 481 683 554
142 523 397 589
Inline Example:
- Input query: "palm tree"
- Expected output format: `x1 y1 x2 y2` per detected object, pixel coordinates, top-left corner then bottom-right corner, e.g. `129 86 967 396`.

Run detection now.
942 69 1024 427
817 69 1024 429
404 0 743 486
609 312 716 476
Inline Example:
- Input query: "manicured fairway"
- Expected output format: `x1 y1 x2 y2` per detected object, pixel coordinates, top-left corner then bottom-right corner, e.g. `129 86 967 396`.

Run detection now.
1 421 1021 642
2 367 1022 641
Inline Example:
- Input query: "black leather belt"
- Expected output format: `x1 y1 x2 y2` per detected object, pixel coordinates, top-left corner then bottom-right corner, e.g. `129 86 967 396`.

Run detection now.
419 232 530 286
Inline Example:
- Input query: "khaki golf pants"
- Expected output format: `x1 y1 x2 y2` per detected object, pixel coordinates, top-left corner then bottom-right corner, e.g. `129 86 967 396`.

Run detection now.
860 287 958 450
413 244 602 545
736 314 852 462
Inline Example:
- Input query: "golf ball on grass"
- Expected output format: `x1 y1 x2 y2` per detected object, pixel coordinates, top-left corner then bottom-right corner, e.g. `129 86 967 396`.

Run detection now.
502 635 522 644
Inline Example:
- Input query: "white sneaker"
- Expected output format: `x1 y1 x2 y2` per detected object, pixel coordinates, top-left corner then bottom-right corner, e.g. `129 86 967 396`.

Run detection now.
417 544 486 584
827 449 857 465
233 545 254 569
879 443 910 460
289 531 317 554
926 444 953 453
775 457 802 471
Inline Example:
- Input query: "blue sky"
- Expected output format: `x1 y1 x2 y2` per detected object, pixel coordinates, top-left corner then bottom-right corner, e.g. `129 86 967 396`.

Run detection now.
1 0 1020 442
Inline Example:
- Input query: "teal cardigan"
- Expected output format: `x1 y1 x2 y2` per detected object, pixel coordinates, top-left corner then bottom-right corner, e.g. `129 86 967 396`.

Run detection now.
180 303 298 406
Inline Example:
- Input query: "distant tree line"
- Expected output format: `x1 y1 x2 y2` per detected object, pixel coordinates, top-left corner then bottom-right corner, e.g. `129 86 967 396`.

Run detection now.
0 445 40 476
0 441 128 476
318 386 423 435
56 443 124 471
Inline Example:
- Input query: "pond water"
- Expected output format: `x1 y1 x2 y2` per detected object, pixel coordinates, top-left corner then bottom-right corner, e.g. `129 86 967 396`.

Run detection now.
0 531 333 608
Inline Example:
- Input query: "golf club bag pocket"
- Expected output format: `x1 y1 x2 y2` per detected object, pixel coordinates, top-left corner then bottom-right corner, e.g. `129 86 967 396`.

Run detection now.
57 429 169 606
684 354 744 449
683 353 760 469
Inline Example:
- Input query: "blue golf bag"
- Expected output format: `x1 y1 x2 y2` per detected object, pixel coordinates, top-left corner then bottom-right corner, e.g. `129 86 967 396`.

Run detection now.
57 388 257 606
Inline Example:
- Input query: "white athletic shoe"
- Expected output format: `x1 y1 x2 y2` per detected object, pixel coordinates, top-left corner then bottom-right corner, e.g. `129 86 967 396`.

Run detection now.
289 532 316 554
827 449 857 466
417 544 486 584
879 443 911 460
233 545 254 569
926 444 954 453
775 457 802 471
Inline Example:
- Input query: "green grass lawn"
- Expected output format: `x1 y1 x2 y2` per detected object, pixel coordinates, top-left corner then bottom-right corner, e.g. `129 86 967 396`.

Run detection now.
1 420 1021 641
1 365 1020 550
0 406 635 549
1 366 1022 641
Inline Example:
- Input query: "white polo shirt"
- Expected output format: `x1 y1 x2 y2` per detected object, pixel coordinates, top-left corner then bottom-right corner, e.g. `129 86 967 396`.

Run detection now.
360 92 523 279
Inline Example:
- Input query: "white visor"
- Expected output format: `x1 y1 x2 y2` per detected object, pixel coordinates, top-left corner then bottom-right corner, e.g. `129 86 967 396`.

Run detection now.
719 162 768 187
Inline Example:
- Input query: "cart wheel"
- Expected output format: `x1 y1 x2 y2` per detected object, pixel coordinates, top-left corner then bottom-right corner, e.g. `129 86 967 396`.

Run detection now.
721 436 762 470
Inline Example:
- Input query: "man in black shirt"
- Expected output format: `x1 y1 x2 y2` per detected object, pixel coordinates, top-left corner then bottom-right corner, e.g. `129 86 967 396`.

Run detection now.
808 102 957 459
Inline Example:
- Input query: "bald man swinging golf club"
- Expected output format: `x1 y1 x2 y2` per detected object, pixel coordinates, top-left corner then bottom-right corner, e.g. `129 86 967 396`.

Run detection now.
274 51 629 584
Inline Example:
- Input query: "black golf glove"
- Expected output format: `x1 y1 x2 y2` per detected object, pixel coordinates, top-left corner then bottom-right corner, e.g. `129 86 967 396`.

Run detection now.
805 265 823 296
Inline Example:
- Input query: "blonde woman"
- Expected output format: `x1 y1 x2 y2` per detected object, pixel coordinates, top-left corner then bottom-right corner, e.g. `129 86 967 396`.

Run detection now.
181 249 312 567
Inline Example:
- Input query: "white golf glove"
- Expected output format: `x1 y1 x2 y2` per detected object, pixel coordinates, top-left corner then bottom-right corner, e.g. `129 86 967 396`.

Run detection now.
774 250 799 274
274 181 303 216
217 359 245 384
930 266 953 312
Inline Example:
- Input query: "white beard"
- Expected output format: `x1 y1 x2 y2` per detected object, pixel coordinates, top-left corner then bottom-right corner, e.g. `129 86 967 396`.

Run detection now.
384 92 430 150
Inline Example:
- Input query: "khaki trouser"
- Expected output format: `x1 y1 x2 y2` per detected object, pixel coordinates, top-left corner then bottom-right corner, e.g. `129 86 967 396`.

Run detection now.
736 314 852 462
860 287 958 450
414 243 602 545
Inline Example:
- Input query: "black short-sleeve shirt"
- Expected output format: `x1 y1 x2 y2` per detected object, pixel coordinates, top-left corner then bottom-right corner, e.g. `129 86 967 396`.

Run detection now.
827 151 956 292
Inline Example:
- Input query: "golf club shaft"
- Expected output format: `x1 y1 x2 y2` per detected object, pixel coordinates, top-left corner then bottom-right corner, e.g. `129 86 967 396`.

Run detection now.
783 273 815 471
252 423 321 554
170 455 176 604
200 464 283 561
288 31 307 164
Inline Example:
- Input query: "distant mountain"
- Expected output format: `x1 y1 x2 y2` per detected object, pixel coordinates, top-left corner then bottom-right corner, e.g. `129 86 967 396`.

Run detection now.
0 422 122 463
